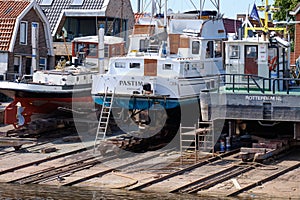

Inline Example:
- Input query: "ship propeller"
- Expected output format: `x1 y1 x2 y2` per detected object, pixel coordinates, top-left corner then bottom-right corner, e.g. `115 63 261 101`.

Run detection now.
16 107 25 127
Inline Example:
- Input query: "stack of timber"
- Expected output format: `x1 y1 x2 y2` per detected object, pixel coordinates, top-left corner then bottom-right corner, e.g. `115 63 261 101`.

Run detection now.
240 138 290 162
0 137 36 150
6 118 73 137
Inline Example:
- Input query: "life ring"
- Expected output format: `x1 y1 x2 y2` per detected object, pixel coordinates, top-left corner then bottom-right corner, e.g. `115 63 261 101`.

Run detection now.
268 56 277 71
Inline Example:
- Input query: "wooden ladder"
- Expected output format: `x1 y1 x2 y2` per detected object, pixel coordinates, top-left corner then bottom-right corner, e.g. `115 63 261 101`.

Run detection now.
94 87 115 151
180 124 198 164
197 121 214 153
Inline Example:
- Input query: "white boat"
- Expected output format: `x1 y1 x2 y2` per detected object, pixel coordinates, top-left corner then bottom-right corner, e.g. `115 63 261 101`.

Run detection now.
0 29 124 128
91 6 227 125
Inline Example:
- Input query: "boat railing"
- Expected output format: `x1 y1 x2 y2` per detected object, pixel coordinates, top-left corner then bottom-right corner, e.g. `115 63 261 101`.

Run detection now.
216 74 300 95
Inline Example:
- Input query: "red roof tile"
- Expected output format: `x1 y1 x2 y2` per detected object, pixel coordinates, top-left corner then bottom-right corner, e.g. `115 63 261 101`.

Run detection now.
0 0 30 51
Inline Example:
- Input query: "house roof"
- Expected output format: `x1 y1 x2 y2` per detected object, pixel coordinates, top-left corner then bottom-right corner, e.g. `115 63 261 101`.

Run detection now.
36 0 109 36
0 0 31 51
223 18 242 34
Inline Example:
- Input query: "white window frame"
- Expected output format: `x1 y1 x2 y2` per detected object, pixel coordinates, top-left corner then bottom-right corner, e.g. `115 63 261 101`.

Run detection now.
20 21 28 45
71 0 84 6
40 0 53 6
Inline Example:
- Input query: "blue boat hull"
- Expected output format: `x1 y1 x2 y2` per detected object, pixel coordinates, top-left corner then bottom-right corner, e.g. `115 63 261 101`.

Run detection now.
92 95 199 110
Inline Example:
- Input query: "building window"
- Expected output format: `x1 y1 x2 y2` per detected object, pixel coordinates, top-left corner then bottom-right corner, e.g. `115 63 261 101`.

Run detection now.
40 0 53 6
13 56 21 73
71 0 84 6
39 58 47 70
192 41 200 54
20 21 28 45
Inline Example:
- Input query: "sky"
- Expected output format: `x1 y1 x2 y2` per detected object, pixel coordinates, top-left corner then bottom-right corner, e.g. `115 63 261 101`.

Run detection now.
130 0 275 19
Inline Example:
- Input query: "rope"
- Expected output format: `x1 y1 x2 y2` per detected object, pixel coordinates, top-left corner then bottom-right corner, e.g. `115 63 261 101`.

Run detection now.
109 171 138 189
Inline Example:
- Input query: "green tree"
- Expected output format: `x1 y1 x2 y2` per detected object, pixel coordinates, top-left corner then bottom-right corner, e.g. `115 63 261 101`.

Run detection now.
273 0 298 51
273 0 298 22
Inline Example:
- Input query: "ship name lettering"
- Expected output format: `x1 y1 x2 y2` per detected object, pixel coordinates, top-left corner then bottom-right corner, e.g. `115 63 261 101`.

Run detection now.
245 95 282 101
119 80 143 86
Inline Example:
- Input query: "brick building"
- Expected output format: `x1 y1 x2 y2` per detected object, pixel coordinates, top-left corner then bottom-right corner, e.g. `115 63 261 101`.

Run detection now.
36 0 134 60
0 0 54 81
290 3 300 65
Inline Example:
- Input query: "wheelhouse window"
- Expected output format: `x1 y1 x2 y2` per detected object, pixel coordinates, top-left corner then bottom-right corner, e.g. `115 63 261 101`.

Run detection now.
20 21 28 45
163 64 173 70
115 62 126 68
139 39 149 52
205 41 214 58
215 41 222 58
229 45 240 59
192 41 200 54
87 44 97 57
130 63 140 69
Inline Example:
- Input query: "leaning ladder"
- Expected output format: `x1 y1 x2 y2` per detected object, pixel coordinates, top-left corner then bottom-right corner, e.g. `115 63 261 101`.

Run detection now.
197 121 214 153
94 87 115 151
180 123 198 164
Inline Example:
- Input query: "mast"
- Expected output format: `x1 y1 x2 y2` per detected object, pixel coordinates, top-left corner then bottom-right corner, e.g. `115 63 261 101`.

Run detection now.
137 0 141 12
31 22 38 73
245 0 287 38
98 24 105 74
164 0 167 27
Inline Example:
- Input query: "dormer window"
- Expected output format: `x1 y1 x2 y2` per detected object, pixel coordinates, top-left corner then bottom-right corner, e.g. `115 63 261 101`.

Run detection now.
71 0 84 6
40 0 53 6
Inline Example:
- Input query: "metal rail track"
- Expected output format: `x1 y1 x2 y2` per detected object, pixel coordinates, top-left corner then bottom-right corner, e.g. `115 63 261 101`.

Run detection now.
129 149 240 191
10 153 117 184
170 163 254 193
227 161 300 197
61 149 174 186
0 146 90 176
8 149 173 186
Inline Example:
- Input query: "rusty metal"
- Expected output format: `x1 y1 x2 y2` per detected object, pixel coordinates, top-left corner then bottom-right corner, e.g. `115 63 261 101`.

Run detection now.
129 149 240 191
173 164 254 194
62 149 173 186
227 161 300 197
0 147 88 176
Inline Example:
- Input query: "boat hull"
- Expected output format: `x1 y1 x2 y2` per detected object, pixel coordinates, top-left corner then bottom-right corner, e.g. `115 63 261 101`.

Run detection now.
0 81 93 127
92 94 200 110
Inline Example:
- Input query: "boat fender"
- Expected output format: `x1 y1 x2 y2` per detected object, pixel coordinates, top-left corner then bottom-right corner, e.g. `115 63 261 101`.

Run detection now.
268 56 277 71
142 83 153 94
16 107 25 126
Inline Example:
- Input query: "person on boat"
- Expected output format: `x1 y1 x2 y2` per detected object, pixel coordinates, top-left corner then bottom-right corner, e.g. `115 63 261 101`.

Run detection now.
56 56 67 70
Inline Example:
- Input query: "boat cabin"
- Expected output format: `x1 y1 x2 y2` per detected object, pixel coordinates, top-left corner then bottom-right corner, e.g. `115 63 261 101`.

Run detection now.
224 36 289 90
71 35 125 70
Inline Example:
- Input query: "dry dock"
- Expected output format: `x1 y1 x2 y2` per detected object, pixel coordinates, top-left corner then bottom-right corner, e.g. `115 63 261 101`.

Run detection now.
0 124 299 199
